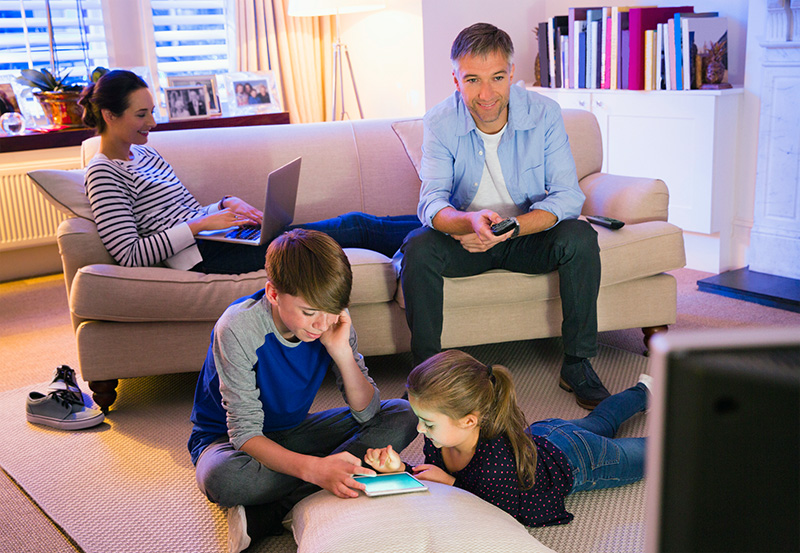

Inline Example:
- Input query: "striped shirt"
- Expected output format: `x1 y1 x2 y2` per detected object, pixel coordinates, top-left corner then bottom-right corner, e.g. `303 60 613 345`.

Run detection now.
85 145 217 268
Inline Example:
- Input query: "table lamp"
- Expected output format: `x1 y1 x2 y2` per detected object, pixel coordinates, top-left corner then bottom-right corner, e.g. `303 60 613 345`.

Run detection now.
288 0 385 120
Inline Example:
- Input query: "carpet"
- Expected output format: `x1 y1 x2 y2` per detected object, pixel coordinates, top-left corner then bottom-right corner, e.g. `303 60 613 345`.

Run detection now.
0 338 649 553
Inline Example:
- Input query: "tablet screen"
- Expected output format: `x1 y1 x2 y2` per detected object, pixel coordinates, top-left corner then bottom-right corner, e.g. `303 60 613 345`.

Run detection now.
354 472 428 497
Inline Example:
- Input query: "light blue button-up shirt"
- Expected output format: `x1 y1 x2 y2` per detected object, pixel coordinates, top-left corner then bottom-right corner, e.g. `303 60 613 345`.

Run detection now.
417 85 585 228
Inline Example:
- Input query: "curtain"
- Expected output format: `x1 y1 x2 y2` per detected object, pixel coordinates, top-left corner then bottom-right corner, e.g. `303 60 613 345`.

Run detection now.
236 0 334 123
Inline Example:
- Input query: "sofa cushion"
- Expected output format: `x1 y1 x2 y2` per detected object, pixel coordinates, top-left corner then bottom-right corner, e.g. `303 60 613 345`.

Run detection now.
396 220 685 309
391 119 424 175
70 248 399 322
288 482 555 553
27 169 93 220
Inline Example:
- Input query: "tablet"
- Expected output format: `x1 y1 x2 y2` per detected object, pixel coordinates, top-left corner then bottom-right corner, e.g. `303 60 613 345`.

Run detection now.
353 472 429 497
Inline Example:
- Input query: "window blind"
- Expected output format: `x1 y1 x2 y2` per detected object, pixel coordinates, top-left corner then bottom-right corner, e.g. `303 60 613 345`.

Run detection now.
0 0 108 82
150 0 231 77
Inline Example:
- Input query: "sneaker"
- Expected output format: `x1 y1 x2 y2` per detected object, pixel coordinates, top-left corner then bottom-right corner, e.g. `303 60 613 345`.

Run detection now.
227 505 251 553
637 373 654 395
559 358 611 410
48 365 83 406
26 390 104 430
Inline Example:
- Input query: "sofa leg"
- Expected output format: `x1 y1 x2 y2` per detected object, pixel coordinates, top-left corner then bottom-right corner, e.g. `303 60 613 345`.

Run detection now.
88 379 119 414
642 325 668 353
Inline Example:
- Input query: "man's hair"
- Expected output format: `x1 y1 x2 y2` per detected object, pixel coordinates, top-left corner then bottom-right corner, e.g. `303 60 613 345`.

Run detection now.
265 229 352 314
450 23 514 66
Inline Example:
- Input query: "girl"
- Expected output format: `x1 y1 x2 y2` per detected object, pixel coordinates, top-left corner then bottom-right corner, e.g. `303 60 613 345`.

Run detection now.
365 349 650 527
78 70 419 274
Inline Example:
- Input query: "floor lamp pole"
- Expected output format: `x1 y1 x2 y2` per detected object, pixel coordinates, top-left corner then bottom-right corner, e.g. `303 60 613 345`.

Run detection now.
331 13 364 121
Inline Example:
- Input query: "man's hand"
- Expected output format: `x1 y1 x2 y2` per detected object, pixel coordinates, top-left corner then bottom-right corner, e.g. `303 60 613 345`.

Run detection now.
307 451 377 498
364 445 405 473
412 463 456 486
451 210 510 253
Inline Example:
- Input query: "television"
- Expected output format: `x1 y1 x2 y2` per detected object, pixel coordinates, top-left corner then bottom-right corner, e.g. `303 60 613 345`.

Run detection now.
645 327 800 553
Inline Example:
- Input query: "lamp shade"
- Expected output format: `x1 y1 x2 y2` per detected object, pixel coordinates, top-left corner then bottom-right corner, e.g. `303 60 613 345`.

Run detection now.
288 0 385 17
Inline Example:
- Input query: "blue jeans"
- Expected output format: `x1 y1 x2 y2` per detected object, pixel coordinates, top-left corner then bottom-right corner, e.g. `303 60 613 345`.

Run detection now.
195 211 421 274
194 399 418 509
528 383 647 493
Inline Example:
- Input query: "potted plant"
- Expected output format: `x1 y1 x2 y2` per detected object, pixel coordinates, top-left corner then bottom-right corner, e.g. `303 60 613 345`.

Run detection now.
16 67 107 128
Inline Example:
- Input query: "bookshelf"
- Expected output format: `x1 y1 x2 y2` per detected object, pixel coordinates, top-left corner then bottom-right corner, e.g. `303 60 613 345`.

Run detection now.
530 85 743 272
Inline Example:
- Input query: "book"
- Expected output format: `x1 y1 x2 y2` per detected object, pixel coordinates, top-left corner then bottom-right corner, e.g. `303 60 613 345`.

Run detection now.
667 18 677 90
609 6 633 90
686 16 729 88
573 20 587 88
600 7 610 88
538 21 550 87
644 29 655 90
628 6 694 90
553 17 569 87
586 9 603 89
578 28 587 89
655 23 665 90
568 7 601 89
620 26 630 89
675 12 718 91
664 20 672 89
603 16 612 89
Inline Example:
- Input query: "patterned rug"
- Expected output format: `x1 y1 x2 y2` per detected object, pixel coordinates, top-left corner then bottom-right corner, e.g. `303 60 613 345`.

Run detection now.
0 338 649 553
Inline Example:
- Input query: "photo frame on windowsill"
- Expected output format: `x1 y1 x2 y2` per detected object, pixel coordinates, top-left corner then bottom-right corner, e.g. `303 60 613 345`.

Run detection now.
221 71 282 115
165 85 212 121
167 75 221 115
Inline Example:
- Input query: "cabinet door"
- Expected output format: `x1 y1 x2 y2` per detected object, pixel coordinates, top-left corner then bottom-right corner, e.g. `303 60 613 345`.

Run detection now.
529 88 592 111
589 91 739 234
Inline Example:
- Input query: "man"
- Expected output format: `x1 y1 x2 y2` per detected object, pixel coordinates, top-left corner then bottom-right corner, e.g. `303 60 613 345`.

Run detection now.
400 23 608 410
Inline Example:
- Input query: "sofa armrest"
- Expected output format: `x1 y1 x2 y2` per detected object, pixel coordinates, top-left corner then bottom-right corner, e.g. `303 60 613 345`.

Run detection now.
579 172 669 224
57 217 116 296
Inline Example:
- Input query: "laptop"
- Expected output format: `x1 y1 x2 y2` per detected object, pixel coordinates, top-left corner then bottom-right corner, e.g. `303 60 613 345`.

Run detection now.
196 157 301 245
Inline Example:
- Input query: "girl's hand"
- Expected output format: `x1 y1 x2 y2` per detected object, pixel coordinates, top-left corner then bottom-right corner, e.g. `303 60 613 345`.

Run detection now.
412 464 456 486
364 445 404 473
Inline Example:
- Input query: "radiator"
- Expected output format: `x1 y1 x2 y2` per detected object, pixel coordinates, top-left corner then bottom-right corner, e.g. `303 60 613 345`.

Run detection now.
0 159 80 252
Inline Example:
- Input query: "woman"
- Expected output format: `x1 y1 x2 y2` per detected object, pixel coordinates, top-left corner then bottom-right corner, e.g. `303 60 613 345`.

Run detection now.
79 70 419 274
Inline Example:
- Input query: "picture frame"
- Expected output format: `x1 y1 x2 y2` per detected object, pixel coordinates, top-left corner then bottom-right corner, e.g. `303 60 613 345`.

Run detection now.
164 85 211 121
221 71 282 115
0 83 21 113
167 75 220 115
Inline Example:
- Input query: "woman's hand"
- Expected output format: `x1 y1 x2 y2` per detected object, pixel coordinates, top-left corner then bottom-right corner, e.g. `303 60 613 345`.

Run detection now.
412 464 456 486
223 196 263 225
186 208 256 234
364 445 404 473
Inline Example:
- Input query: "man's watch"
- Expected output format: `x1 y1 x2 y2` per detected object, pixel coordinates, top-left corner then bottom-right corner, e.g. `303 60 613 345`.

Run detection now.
510 217 520 238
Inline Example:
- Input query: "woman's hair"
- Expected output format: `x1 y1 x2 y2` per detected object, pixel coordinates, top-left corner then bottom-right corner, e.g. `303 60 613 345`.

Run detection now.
407 349 537 489
450 22 514 67
265 228 352 314
79 69 148 133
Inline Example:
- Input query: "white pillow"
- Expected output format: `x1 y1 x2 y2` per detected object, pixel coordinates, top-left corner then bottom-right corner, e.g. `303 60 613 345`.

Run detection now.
27 169 94 220
288 481 556 553
391 119 424 177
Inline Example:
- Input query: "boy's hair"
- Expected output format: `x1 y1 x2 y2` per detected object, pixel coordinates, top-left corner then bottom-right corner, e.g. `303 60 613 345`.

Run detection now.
265 229 352 314
407 349 537 489
450 23 514 66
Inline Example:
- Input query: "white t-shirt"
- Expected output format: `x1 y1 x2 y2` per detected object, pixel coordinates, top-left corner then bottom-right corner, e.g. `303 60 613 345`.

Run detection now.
466 125 524 218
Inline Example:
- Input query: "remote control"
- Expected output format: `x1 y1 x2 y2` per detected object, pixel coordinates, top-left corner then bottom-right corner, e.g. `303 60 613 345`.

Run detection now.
586 215 625 230
491 218 518 236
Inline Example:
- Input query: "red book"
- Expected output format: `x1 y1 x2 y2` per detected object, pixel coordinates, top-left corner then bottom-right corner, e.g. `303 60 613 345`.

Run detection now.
628 6 693 90
603 16 612 88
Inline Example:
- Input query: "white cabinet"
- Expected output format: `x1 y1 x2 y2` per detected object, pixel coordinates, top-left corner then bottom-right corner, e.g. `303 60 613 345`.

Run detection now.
529 86 743 236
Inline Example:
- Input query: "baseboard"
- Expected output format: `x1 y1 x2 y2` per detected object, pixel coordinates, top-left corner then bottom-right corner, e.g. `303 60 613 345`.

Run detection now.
0 245 62 283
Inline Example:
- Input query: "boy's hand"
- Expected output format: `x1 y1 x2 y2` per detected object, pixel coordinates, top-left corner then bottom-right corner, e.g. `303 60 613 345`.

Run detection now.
412 464 456 486
364 445 404 473
308 451 376 498
318 310 352 358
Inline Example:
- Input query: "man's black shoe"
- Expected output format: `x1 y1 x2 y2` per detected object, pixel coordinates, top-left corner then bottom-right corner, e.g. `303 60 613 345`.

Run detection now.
559 358 610 410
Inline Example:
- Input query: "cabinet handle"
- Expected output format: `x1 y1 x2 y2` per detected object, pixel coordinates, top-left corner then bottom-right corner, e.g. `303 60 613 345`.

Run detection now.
578 100 586 107
595 100 604 108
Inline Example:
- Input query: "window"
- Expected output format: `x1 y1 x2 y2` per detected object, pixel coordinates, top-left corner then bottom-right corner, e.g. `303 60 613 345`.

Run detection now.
149 0 233 78
0 0 109 83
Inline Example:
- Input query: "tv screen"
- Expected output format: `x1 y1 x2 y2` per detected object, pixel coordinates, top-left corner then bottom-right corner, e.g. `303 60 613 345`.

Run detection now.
645 327 800 553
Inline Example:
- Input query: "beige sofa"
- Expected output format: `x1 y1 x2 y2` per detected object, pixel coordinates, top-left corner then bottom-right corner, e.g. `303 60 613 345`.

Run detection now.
29 109 685 412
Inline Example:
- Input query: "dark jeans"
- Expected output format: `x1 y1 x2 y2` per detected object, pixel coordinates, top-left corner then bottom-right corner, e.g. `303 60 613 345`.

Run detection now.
529 382 648 492
194 399 418 509
400 218 600 366
194 212 421 274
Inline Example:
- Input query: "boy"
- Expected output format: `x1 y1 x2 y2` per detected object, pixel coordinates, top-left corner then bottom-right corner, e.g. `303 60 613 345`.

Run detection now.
188 229 418 553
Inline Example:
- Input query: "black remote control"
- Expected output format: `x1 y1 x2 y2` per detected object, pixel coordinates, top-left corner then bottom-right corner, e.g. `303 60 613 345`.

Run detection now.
586 215 625 230
491 218 517 236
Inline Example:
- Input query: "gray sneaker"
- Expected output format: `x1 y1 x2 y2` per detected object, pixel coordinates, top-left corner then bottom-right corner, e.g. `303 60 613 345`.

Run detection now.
47 365 83 406
26 390 104 430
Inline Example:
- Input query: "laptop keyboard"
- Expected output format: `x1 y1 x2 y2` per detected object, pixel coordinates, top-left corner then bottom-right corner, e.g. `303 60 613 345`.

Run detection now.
225 225 261 241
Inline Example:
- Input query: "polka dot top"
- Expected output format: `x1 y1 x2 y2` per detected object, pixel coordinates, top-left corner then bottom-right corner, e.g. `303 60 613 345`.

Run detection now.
422 433 574 527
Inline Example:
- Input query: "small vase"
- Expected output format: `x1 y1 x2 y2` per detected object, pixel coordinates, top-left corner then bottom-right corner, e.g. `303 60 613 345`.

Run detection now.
33 91 84 128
